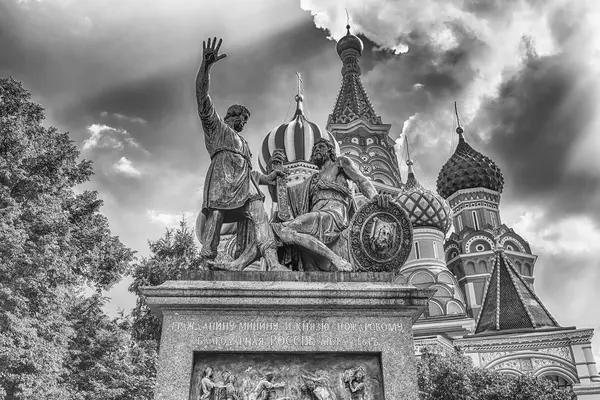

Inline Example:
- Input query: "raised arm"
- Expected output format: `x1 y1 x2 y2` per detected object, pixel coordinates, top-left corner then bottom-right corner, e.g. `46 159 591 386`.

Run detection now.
196 37 227 118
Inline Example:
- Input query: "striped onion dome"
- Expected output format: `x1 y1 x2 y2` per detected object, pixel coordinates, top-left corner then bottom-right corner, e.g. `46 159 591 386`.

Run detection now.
396 160 452 233
258 94 339 174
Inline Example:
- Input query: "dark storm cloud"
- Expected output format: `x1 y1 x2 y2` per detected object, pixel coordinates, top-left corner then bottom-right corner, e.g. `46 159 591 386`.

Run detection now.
359 21 488 178
475 52 600 220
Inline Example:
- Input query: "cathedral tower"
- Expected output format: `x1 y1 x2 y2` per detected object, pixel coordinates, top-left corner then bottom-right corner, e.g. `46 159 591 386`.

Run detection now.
395 137 473 337
437 114 538 319
327 25 402 199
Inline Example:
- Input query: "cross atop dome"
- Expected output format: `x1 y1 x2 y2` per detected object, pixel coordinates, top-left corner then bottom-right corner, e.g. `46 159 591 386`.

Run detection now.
258 75 339 175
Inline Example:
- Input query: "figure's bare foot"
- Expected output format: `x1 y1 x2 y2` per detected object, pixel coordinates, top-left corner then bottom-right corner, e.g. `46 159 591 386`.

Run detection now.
199 258 216 270
268 262 290 272
335 259 353 272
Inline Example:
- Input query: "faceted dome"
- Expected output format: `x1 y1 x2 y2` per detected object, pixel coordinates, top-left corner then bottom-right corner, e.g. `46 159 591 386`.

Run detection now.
436 134 504 199
396 168 452 233
336 25 364 58
258 95 339 173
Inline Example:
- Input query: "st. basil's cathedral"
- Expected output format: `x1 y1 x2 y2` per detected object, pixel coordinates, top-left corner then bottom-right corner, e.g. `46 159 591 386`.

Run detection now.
208 25 600 399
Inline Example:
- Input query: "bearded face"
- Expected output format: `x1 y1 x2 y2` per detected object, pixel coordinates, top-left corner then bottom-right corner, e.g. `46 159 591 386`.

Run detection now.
229 113 249 132
310 142 333 167
372 225 391 253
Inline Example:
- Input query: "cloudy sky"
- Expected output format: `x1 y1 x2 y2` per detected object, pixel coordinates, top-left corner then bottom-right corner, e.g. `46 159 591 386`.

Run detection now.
1 0 598 362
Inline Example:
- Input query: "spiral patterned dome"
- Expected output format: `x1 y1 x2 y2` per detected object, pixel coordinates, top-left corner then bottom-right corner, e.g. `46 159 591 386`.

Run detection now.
258 94 339 174
396 162 452 233
336 25 364 58
436 130 504 199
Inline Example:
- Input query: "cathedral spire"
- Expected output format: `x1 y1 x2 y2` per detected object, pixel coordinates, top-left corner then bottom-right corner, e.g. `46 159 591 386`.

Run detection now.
328 23 381 126
405 134 415 178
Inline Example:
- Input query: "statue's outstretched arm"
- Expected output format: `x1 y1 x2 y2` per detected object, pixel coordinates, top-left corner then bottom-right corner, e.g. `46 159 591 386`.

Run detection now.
338 156 377 199
196 37 227 118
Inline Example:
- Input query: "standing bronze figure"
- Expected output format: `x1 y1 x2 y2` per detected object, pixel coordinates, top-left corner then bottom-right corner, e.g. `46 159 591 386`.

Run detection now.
196 37 286 270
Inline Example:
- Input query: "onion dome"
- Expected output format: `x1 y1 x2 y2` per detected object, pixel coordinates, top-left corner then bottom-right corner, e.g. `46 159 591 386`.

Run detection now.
396 155 452 233
258 94 339 174
436 125 504 199
336 24 364 58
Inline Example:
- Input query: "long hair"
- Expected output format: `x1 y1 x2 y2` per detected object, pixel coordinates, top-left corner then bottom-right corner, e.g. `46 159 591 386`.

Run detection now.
309 138 337 164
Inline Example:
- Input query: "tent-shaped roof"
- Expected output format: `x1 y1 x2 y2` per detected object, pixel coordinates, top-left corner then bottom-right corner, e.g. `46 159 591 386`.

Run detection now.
475 247 559 335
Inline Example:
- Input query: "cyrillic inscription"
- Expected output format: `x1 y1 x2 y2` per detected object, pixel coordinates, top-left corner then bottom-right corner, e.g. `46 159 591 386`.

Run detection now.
170 319 401 349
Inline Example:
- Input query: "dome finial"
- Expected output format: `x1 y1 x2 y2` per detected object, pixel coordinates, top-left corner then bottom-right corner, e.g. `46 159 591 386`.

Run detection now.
454 101 464 140
404 134 415 176
345 9 351 34
294 71 304 115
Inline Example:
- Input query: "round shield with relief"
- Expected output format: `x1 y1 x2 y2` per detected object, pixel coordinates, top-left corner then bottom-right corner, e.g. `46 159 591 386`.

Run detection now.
350 199 413 272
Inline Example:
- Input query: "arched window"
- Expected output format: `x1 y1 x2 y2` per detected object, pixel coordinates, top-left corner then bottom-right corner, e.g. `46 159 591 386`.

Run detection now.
457 215 463 231
428 301 444 317
542 375 572 389
476 260 487 274
465 261 476 275
433 241 438 259
472 211 479 230
490 212 497 227
447 301 464 315
515 260 522 274
415 242 421 259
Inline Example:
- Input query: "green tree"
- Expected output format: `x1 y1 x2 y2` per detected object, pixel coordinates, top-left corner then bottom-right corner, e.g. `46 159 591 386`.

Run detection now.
128 219 202 397
0 77 134 399
417 348 573 400
63 293 155 400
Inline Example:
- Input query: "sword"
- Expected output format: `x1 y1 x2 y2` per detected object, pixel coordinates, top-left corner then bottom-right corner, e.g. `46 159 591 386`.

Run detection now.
270 149 292 222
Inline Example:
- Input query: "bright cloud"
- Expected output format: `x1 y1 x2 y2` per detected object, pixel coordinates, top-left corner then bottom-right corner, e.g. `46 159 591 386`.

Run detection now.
100 111 147 124
512 209 600 255
146 210 195 227
300 0 560 123
113 156 141 177
82 123 142 152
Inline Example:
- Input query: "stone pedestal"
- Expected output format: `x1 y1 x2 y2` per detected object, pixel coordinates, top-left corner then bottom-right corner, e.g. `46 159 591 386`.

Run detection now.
142 272 433 400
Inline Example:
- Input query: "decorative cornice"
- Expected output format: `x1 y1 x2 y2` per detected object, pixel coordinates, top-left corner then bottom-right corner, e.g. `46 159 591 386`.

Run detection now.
447 187 501 204
456 328 595 352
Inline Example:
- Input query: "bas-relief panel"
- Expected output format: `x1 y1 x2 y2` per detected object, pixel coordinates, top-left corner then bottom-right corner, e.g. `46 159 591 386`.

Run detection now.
189 352 383 400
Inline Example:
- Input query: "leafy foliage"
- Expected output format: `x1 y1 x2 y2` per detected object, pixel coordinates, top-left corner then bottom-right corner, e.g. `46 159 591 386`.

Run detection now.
128 218 202 397
0 77 134 399
63 294 156 400
417 348 574 400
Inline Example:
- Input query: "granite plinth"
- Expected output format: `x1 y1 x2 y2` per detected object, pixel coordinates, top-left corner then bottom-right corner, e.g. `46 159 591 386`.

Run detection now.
142 272 434 400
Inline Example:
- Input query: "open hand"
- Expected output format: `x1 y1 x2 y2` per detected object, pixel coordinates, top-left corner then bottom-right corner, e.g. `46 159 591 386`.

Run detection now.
203 37 227 66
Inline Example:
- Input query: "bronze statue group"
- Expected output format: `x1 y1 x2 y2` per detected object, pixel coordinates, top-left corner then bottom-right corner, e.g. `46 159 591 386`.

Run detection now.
196 37 392 273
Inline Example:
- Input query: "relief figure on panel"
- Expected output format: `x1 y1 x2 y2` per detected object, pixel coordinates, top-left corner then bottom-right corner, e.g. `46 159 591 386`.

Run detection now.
195 36 287 271
190 354 382 400
248 372 287 400
222 138 391 272
197 367 224 400
342 366 368 400
300 370 336 400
